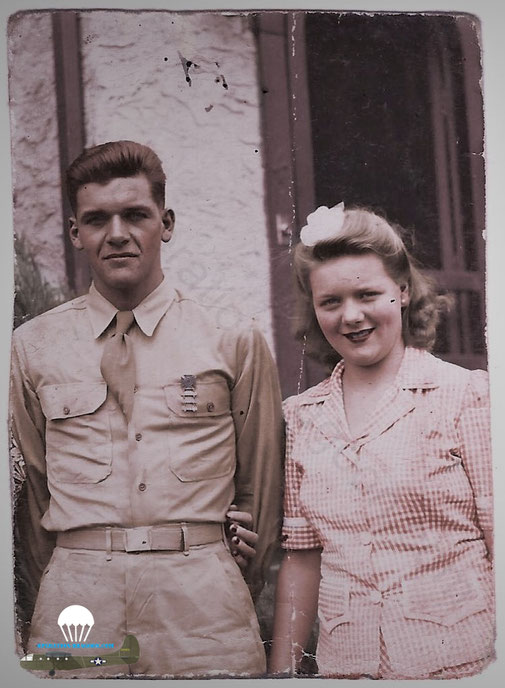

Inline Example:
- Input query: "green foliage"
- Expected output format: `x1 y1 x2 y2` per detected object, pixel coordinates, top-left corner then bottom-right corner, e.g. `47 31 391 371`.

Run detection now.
13 234 73 329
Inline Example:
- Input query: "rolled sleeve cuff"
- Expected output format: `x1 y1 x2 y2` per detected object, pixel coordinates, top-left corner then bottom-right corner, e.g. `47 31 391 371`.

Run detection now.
281 516 321 550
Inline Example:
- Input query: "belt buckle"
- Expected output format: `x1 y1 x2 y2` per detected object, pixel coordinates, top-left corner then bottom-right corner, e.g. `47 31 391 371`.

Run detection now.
124 526 152 552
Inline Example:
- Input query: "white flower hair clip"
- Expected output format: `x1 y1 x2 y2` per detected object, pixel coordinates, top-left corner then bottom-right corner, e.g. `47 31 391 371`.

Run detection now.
299 202 345 247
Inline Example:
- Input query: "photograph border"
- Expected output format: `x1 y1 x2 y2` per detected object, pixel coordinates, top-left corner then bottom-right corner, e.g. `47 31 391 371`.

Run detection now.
0 1 503 686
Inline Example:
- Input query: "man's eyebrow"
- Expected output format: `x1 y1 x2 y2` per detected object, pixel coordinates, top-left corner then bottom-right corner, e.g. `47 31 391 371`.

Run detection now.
80 209 108 221
80 204 153 221
122 204 153 213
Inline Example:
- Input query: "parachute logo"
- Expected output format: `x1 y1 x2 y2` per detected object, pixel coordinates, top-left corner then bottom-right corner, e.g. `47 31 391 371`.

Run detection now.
57 605 94 642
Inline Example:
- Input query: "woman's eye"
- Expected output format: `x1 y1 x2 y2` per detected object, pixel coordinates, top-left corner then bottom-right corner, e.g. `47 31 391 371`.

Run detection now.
361 291 379 299
321 297 340 307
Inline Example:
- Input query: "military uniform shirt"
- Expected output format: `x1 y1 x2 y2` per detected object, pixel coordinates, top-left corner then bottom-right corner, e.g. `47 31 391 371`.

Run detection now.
10 278 284 604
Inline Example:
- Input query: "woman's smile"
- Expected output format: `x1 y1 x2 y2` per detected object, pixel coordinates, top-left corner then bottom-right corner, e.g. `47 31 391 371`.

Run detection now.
342 327 375 343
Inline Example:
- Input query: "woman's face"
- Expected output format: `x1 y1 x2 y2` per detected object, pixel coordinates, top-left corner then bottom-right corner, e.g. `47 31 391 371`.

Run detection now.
310 253 409 373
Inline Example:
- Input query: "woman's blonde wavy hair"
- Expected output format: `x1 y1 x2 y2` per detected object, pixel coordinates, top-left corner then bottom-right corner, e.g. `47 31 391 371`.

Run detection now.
293 206 452 369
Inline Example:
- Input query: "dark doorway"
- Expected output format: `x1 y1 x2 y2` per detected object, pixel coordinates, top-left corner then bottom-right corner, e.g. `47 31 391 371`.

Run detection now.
306 14 441 268
257 11 486 397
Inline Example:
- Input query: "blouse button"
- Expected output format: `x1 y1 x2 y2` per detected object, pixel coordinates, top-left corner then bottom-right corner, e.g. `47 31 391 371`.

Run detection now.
63 406 70 415
138 483 146 492
135 433 142 442
207 402 215 412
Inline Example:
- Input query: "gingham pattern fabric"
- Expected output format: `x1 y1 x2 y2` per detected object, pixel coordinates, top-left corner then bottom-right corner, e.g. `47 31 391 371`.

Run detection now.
282 347 495 678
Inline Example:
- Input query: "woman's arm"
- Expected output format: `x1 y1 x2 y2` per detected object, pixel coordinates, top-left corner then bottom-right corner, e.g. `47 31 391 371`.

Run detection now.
268 548 322 675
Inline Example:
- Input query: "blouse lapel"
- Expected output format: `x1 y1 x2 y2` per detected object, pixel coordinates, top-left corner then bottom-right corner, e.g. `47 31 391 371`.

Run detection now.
357 385 416 444
305 348 440 454
351 348 441 443
306 362 353 453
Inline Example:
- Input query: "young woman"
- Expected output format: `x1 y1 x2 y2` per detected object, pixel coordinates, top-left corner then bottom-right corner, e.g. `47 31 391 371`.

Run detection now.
269 203 494 679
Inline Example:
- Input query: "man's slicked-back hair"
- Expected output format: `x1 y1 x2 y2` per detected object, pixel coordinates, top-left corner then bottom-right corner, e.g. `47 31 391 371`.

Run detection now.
66 140 166 214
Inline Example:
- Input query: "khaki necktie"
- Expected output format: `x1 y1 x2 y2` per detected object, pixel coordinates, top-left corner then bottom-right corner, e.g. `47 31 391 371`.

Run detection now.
100 311 136 422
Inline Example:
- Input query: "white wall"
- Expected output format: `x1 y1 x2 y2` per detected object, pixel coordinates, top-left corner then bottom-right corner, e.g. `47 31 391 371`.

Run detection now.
7 10 274 348
80 10 274 346
8 12 65 288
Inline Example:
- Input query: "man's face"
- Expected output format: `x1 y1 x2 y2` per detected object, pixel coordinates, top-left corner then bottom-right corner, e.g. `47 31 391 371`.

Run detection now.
70 174 174 308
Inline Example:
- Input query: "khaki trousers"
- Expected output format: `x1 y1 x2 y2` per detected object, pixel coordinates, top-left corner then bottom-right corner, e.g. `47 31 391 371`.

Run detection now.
27 541 266 678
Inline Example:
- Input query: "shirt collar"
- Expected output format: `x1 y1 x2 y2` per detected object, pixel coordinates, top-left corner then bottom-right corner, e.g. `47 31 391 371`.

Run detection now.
87 278 175 338
396 346 440 389
327 346 440 395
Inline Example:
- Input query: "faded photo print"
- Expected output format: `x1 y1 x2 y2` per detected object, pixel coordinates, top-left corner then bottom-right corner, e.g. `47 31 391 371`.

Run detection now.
7 8 495 680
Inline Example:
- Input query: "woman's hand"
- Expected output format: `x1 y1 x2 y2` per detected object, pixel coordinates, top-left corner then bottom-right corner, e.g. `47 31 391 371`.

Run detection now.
226 504 258 570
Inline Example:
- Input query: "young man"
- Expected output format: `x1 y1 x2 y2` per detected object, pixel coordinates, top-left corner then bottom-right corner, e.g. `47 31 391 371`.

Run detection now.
10 140 284 678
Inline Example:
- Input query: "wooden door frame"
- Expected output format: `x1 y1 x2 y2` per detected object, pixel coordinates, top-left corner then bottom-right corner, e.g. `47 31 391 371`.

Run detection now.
426 17 486 369
255 11 326 398
52 10 90 295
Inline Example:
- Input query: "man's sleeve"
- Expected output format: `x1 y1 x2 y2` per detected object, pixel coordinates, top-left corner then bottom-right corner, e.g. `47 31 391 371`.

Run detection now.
10 332 56 646
231 327 284 600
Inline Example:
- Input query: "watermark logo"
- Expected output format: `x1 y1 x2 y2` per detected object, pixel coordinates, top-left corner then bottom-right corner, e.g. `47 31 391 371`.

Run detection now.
20 634 140 675
57 605 94 642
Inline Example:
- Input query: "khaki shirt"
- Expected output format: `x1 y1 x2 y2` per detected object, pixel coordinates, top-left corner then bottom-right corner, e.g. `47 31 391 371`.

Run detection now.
10 278 284 611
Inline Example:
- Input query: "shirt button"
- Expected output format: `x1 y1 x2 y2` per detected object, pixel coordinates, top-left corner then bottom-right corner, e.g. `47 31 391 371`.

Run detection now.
360 532 372 545
138 483 146 491
135 433 142 441
207 402 215 412
63 406 70 415
369 590 382 604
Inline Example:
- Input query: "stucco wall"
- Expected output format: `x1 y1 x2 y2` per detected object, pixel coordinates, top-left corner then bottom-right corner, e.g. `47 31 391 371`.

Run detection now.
80 10 274 348
8 12 65 288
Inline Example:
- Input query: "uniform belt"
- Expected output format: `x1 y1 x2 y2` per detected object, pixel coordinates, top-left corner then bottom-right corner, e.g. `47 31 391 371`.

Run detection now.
56 523 223 553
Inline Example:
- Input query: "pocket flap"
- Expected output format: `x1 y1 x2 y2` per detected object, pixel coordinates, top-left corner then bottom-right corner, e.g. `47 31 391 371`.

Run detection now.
401 566 488 626
38 382 108 420
164 379 230 417
318 574 351 633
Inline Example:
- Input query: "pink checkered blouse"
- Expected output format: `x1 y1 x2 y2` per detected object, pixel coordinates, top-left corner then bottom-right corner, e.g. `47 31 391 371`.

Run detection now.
281 347 495 678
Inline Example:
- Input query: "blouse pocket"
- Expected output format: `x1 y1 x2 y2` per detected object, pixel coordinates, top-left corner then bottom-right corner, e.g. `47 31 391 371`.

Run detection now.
163 379 235 482
318 573 351 633
401 564 488 626
38 382 112 484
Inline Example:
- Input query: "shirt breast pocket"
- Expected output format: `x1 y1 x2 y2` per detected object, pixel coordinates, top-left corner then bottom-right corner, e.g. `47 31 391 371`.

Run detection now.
163 379 235 482
38 382 112 484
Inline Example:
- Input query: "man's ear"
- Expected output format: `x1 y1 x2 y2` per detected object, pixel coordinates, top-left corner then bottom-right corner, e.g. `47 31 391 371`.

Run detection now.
69 218 83 250
161 208 175 243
